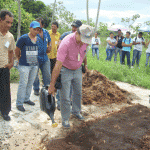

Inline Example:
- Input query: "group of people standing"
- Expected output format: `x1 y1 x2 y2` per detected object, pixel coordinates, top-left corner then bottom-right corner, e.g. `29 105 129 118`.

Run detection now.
0 9 95 129
92 29 150 68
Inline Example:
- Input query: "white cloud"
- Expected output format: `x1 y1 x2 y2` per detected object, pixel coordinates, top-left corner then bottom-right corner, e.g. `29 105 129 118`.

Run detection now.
82 9 150 20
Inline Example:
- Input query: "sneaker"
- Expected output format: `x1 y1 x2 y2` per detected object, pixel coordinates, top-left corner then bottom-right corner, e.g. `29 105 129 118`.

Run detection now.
34 90 39 96
2 114 11 121
73 113 84 120
62 120 70 128
24 100 35 105
17 105 25 112
131 66 134 68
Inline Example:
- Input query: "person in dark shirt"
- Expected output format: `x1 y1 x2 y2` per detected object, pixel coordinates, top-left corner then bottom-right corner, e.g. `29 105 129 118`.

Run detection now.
114 29 124 63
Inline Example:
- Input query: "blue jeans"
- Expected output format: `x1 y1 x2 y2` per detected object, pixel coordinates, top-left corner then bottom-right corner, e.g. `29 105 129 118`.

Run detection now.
114 47 122 63
131 49 142 66
105 49 108 60
107 49 115 61
33 59 51 91
92 48 99 60
60 66 82 122
145 53 150 67
56 85 73 108
16 65 38 106
122 51 130 66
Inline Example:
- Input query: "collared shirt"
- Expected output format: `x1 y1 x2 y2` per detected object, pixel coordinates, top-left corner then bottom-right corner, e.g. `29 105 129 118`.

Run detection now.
57 32 87 70
47 30 60 59
0 31 15 68
60 31 72 40
37 28 51 63
122 38 133 52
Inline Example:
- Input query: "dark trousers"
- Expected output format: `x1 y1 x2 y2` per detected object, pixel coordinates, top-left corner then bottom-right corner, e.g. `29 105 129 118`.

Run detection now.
121 51 130 66
0 68 11 115
50 58 56 74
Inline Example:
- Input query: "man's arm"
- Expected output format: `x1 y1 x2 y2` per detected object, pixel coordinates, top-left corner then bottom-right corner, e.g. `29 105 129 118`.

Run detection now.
48 60 62 95
4 50 14 70
15 47 21 61
107 40 117 46
122 42 132 47
46 42 51 53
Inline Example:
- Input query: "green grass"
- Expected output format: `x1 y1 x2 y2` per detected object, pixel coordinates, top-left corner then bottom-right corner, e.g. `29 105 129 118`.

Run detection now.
87 37 150 89
10 36 150 89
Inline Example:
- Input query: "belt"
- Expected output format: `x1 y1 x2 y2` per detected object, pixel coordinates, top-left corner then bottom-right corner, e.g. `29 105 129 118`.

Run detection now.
62 65 78 71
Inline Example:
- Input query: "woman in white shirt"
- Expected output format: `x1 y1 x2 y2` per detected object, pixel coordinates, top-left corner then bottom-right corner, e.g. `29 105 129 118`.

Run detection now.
106 32 118 61
145 39 150 67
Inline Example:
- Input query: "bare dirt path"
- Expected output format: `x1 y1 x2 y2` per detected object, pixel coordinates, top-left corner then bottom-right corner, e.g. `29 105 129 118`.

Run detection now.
0 81 150 150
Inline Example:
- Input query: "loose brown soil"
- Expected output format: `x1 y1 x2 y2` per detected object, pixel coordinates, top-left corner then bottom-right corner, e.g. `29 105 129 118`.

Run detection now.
43 104 150 150
82 70 133 105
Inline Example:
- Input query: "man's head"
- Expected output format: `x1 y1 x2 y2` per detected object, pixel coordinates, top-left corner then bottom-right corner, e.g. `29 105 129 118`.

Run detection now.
0 9 14 32
109 32 114 38
76 24 94 45
95 32 98 38
138 32 143 38
29 21 41 36
51 21 59 33
71 20 82 32
126 31 131 38
35 17 44 28
118 29 122 36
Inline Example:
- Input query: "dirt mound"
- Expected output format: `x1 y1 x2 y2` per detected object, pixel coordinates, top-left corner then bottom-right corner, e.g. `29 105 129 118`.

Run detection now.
43 104 150 150
82 70 132 105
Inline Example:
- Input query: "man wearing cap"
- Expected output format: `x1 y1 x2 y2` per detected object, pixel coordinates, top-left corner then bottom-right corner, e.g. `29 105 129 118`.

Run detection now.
114 29 124 63
15 21 41 112
56 20 82 111
33 17 51 96
0 10 15 121
48 24 94 128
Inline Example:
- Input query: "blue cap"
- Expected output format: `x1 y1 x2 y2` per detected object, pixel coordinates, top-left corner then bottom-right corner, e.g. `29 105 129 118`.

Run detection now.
30 21 41 28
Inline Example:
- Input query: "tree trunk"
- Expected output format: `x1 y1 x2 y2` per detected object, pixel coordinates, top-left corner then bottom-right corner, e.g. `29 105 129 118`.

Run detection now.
51 0 56 24
86 0 89 25
95 0 101 32
17 0 21 41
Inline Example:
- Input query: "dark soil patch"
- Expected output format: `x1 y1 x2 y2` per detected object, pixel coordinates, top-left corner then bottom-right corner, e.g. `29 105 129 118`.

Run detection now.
82 70 139 105
43 104 150 150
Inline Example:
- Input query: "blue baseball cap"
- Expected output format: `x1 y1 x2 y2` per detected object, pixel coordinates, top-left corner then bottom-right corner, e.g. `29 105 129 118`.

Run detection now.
30 21 41 28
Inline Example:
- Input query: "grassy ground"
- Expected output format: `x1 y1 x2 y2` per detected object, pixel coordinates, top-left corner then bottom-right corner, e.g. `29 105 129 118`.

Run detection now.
87 37 150 89
10 36 150 89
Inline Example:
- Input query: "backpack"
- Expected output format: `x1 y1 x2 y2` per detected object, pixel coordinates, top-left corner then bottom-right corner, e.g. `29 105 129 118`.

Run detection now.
124 38 132 50
115 35 124 48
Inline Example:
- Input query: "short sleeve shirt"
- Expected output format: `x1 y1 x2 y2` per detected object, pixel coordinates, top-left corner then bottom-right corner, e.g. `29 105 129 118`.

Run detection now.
146 43 150 53
133 37 145 51
122 38 133 52
47 30 60 59
57 32 87 70
60 31 72 40
16 34 40 66
92 37 101 48
0 31 16 68
37 28 51 63
106 37 116 49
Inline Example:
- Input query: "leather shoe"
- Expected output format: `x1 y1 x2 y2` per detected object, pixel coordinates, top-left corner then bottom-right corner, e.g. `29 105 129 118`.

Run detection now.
17 105 25 112
2 114 11 121
24 100 35 105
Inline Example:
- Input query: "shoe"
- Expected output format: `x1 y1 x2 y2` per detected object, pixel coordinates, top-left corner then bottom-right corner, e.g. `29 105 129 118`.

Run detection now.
73 113 84 120
16 105 25 112
24 100 35 105
2 114 11 121
62 120 70 128
34 90 39 96
131 66 134 68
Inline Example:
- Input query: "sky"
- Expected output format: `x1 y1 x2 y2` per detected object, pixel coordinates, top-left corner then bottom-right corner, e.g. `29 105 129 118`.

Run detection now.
41 0 150 29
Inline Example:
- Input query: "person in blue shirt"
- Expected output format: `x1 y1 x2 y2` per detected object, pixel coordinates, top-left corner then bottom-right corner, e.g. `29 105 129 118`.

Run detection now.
33 18 51 96
56 20 82 111
122 31 133 66
15 21 41 112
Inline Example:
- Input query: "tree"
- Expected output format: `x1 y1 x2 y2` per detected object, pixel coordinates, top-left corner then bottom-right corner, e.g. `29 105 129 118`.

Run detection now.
51 0 56 24
121 14 140 31
17 0 21 40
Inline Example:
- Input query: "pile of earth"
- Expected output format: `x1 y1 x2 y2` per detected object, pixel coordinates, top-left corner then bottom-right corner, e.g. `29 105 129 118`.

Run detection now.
82 70 132 105
41 104 150 150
